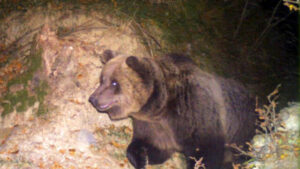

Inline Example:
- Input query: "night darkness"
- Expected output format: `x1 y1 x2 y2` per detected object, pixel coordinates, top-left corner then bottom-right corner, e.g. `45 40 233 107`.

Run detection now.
0 1 299 168
261 0 298 54
253 0 299 107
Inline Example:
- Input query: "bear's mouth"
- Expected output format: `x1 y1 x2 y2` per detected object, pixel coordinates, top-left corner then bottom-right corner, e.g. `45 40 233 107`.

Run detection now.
97 101 116 112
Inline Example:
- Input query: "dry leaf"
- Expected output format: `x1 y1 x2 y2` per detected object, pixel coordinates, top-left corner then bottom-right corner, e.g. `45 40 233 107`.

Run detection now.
69 148 76 156
232 163 241 169
59 149 66 154
0 55 7 63
77 74 83 79
124 127 132 134
39 162 45 169
51 161 63 169
68 98 83 104
110 140 126 148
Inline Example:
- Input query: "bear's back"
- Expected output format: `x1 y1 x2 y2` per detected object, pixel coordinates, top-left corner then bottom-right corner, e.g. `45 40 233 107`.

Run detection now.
162 54 255 145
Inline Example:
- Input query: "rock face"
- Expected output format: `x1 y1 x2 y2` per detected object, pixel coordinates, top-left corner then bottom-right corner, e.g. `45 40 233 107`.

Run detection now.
0 8 171 169
246 103 299 169
89 51 256 169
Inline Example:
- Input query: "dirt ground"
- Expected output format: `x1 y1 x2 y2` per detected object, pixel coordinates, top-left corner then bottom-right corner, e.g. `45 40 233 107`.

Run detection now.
0 7 184 169
0 3 298 169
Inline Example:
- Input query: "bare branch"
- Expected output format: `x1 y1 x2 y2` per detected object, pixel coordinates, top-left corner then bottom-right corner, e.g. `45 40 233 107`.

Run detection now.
234 0 249 39
252 0 283 49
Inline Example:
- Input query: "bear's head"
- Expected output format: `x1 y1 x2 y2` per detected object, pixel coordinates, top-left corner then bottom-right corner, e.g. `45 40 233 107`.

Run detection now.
89 50 168 121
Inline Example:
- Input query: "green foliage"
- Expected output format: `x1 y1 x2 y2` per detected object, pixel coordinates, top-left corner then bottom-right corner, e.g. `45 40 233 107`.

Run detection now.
6 48 42 89
0 46 48 117
36 81 48 116
2 89 28 116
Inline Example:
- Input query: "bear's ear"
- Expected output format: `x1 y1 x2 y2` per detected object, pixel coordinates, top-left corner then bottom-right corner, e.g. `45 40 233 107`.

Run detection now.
126 56 151 84
100 50 115 64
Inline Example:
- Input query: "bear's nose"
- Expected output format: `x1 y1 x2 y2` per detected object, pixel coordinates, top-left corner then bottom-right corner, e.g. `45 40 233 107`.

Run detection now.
89 96 97 107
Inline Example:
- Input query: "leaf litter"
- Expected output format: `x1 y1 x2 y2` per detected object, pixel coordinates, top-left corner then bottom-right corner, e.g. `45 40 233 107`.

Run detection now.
0 6 184 169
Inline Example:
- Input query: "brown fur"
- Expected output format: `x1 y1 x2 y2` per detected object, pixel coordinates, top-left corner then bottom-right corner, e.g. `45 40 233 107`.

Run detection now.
89 51 256 169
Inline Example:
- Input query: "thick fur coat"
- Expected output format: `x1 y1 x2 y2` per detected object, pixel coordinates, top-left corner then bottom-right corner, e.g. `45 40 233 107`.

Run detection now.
89 50 256 169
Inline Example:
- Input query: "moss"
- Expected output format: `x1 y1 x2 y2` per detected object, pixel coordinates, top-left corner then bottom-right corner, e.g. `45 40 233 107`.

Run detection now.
16 101 27 112
27 96 36 107
35 81 48 101
16 90 29 102
3 92 19 107
1 102 13 116
37 103 47 116
1 81 48 117
1 45 47 117
15 90 29 113
6 48 42 89
1 89 27 115
35 81 48 116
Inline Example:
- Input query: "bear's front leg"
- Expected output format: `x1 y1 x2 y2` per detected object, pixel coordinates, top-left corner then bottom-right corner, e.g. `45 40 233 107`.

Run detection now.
126 139 148 169
127 139 172 169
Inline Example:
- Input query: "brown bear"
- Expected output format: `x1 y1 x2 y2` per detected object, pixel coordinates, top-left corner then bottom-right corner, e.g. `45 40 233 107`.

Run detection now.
89 50 256 169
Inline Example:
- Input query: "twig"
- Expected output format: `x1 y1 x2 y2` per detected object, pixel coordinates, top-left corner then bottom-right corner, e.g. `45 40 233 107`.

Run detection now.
234 0 249 39
137 23 162 49
284 0 300 5
230 144 255 158
133 21 162 57
94 16 120 27
115 9 162 57
2 26 42 56
252 0 283 49
59 26 108 37
58 20 108 37
190 157 206 169
256 12 292 49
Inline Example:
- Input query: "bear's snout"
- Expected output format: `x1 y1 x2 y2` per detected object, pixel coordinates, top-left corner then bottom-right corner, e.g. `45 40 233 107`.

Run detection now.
89 96 98 108
89 94 116 113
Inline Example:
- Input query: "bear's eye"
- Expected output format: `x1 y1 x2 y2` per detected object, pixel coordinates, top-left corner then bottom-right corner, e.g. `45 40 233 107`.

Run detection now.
111 80 119 87
111 80 121 94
